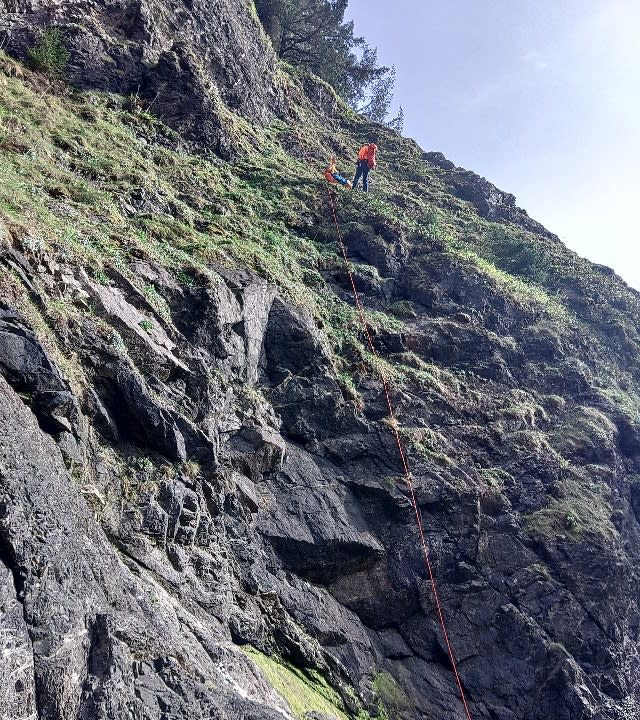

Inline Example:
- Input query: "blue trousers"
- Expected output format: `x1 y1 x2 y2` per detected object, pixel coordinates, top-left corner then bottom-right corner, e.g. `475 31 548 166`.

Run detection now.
353 159 370 191
331 171 350 187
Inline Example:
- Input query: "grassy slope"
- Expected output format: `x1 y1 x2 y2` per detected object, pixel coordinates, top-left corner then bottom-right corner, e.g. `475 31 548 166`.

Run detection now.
1 51 640 714
242 647 406 720
242 647 350 720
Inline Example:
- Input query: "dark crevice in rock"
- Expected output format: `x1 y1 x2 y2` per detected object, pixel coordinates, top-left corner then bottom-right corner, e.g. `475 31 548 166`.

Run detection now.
0 500 27 606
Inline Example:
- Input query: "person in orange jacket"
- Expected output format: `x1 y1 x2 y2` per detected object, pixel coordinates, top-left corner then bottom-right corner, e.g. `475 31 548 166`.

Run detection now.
352 143 377 192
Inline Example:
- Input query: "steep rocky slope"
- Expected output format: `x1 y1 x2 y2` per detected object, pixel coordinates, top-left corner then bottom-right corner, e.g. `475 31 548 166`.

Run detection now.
1 3 640 720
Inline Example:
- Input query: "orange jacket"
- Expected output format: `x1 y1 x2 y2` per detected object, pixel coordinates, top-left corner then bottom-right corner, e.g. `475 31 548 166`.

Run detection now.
324 168 338 184
358 144 377 169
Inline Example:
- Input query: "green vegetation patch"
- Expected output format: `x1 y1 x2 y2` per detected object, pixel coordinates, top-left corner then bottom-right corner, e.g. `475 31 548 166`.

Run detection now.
372 671 412 719
457 249 569 320
525 473 616 542
388 300 417 318
242 647 348 720
400 425 454 467
0 50 597 402
550 406 617 462
27 27 70 79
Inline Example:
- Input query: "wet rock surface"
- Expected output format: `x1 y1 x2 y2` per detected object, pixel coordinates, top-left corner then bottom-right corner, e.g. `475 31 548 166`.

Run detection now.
1 229 639 719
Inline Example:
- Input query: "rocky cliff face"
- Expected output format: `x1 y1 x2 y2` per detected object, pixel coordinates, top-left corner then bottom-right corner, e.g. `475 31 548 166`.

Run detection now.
0 0 282 155
0 4 640 720
423 152 558 239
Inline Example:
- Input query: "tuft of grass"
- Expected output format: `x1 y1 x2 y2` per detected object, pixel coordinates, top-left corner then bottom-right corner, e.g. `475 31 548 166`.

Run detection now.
525 473 616 542
479 467 513 492
141 283 171 321
399 426 454 467
484 226 550 284
337 370 363 408
388 300 417 318
550 406 617 462
181 460 202 479
457 249 569 319
91 266 110 284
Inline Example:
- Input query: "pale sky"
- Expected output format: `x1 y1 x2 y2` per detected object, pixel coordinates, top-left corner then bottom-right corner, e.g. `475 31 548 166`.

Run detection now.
347 0 640 290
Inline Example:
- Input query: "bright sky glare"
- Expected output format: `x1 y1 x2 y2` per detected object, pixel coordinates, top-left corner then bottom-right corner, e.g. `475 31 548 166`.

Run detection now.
347 0 640 290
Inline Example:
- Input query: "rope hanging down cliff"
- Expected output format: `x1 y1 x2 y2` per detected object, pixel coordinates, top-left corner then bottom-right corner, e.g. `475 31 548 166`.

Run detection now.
283 88 473 716
325 186 474 720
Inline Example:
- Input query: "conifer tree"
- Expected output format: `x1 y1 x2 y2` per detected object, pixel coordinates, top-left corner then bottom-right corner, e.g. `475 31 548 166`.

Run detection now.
255 0 395 120
387 105 405 134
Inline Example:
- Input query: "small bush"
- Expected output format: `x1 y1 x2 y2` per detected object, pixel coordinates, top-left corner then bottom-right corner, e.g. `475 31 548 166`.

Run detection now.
565 511 580 530
91 267 109 285
110 330 126 353
27 28 70 79
388 300 417 318
176 269 195 287
488 227 549 284
133 457 154 478
142 283 171 320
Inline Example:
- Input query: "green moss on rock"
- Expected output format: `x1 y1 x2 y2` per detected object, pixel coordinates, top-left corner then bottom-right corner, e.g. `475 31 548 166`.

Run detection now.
242 647 348 720
372 671 412 718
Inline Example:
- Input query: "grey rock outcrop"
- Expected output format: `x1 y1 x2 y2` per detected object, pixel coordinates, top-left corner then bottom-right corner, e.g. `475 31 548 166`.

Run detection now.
424 151 558 238
1 227 638 719
0 3 639 718
0 372 301 719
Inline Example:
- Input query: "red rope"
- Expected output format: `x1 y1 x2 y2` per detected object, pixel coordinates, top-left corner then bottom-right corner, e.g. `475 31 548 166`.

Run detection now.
326 187 474 720
282 99 473 716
